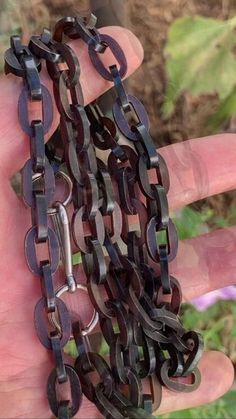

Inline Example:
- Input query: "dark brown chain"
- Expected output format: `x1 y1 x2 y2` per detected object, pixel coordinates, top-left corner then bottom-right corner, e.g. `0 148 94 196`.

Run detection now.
4 12 204 419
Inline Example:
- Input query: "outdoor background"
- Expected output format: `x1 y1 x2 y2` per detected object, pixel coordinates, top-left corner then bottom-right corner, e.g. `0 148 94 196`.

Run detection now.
1 0 236 417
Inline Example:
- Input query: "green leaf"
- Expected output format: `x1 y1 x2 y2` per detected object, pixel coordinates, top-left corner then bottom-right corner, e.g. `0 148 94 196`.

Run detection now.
181 304 201 330
207 87 236 132
72 252 82 265
163 15 236 116
228 205 236 225
172 206 210 240
63 339 78 359
231 324 236 337
99 338 109 356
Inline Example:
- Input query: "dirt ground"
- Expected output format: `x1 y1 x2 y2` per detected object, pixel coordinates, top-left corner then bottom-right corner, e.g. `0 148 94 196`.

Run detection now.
2 0 236 217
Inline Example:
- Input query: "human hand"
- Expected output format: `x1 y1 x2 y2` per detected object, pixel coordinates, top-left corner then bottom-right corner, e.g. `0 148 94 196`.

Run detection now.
0 25 234 418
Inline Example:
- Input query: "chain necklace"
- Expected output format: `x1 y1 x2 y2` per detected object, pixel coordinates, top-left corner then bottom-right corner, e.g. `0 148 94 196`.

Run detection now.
4 12 204 419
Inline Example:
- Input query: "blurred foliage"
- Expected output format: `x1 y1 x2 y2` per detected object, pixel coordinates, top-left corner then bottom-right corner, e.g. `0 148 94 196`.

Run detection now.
0 0 50 71
181 301 236 359
207 86 236 132
160 388 236 419
172 200 236 241
208 202 236 228
64 339 78 358
172 206 212 240
72 251 82 265
163 15 236 131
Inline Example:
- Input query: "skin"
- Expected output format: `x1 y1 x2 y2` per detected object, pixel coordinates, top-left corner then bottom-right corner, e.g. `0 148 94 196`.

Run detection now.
0 25 235 418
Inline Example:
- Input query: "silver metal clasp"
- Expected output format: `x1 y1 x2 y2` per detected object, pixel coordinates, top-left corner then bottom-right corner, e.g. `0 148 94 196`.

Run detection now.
51 202 77 293
48 171 76 293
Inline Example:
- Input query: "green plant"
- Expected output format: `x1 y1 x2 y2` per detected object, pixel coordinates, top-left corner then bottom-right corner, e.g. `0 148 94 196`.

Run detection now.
172 201 236 241
163 15 236 131
181 300 236 354
172 206 212 240
160 389 236 419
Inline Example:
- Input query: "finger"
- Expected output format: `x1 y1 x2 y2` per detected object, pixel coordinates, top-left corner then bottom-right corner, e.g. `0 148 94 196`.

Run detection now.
6 132 236 224
3 182 236 315
116 133 235 213
169 224 236 301
4 217 236 343
0 25 143 178
156 350 234 415
80 351 233 419
159 133 236 211
71 221 236 304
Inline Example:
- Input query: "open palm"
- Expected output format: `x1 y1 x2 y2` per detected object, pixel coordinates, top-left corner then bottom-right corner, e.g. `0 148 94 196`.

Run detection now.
0 26 234 418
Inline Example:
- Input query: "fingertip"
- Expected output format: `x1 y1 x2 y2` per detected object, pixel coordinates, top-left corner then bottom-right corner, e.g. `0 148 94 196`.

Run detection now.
157 350 234 415
200 350 234 403
101 26 144 70
69 25 144 105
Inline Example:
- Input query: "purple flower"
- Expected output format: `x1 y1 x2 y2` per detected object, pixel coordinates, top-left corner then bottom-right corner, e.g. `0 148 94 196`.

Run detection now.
191 286 236 311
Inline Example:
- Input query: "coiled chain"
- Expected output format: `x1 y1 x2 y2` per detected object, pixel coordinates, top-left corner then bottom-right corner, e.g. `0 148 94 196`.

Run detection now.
4 13 203 419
